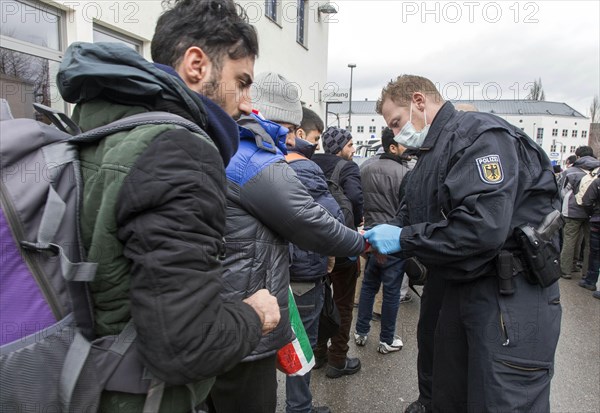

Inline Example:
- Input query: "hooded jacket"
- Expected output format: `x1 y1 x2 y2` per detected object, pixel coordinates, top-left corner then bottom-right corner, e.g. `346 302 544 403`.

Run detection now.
222 115 365 361
57 42 261 411
561 156 600 219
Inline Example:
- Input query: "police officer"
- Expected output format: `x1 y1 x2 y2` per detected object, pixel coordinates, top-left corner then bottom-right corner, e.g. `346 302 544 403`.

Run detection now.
364 75 562 413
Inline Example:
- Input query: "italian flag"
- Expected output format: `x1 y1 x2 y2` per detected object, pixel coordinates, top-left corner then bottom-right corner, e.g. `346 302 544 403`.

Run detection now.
277 287 315 376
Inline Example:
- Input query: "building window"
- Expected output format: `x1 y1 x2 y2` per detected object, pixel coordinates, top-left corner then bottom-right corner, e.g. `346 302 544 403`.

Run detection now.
562 129 568 137
582 131 588 138
357 126 364 133
0 0 65 119
296 0 308 46
550 144 557 152
265 0 281 24
536 128 543 145
369 126 376 134
93 25 143 52
570 146 576 153
572 130 578 138
552 129 558 136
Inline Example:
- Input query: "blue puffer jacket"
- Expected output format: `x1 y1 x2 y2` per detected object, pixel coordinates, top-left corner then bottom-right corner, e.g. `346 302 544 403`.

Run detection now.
287 139 344 281
222 115 365 361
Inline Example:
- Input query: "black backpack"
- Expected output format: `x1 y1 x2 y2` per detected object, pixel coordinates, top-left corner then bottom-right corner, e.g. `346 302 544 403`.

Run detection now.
327 160 355 230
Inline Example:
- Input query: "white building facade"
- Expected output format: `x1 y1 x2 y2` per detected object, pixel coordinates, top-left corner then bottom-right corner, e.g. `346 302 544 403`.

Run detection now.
328 100 591 166
0 0 332 118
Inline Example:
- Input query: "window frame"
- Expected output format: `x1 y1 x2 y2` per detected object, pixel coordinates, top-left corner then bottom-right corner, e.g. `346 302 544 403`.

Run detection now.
93 24 143 52
265 0 282 25
0 0 67 116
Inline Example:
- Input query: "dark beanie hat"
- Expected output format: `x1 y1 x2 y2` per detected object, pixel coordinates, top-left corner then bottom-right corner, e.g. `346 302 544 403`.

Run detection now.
322 126 352 155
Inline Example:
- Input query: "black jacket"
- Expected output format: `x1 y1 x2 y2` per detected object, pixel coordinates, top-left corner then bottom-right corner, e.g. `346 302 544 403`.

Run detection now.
394 102 560 281
312 153 364 228
582 177 600 222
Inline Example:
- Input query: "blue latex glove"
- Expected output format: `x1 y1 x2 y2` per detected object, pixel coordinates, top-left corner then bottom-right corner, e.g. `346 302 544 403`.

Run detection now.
363 224 402 255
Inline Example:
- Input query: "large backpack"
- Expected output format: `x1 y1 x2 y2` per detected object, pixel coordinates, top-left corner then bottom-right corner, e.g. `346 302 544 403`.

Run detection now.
575 166 600 206
0 99 207 413
327 159 355 229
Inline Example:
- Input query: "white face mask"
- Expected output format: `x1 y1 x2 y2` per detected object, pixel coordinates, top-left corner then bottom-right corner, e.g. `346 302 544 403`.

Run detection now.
393 102 430 149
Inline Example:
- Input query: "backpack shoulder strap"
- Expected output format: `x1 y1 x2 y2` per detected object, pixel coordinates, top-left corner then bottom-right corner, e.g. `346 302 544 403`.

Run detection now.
70 112 209 144
330 159 348 185
33 103 81 135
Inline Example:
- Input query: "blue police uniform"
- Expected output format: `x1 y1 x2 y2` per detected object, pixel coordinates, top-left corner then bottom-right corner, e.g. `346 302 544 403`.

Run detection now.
393 102 562 412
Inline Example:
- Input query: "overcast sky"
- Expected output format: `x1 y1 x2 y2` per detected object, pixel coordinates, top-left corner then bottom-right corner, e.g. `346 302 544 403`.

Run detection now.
326 0 600 116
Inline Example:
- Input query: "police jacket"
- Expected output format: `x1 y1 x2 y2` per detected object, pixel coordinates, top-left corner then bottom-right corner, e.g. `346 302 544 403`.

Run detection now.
222 116 365 361
361 154 410 228
560 156 600 219
394 102 560 281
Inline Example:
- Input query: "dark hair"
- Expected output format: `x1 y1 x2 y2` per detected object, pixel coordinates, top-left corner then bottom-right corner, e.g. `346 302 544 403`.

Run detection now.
553 165 562 174
575 145 595 158
300 107 324 133
151 0 259 70
381 127 396 153
565 155 577 166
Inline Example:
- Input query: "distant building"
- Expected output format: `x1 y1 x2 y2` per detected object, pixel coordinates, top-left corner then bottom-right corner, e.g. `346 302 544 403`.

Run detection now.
0 0 331 118
328 100 591 166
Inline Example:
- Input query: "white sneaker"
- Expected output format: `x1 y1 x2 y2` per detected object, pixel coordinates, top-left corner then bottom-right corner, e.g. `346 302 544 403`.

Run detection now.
354 332 368 346
377 336 403 354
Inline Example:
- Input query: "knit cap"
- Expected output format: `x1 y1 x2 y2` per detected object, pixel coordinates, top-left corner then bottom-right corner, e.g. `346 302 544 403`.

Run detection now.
322 126 352 155
251 72 303 126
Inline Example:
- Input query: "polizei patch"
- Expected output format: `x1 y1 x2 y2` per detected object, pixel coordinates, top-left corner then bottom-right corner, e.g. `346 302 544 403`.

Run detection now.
475 154 504 184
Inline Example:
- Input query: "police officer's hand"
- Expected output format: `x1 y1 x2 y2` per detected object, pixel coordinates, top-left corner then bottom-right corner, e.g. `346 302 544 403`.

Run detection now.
363 224 402 255
244 289 281 335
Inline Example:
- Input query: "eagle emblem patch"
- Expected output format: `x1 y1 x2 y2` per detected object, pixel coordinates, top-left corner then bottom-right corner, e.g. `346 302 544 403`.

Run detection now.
476 154 504 184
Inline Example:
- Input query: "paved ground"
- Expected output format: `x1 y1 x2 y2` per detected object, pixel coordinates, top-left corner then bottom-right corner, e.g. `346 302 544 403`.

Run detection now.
275 275 600 413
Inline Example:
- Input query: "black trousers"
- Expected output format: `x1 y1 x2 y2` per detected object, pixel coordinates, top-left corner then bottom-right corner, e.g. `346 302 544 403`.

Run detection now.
206 355 277 413
416 274 445 409
432 275 561 413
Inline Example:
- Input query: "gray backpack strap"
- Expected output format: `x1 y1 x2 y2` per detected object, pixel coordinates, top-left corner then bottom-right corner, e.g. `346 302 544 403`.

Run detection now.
33 103 81 135
143 377 166 413
59 330 92 411
0 98 14 120
60 320 139 411
71 112 208 143
331 159 348 185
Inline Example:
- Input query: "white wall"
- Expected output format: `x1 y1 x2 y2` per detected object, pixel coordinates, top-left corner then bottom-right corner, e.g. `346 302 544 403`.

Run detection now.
51 0 330 117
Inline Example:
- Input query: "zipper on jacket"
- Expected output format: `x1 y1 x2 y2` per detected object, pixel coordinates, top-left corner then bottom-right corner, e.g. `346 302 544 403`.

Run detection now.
0 184 64 320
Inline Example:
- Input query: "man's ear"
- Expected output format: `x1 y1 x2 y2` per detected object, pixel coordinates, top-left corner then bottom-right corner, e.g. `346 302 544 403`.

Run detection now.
176 46 211 88
412 92 426 111
296 128 305 138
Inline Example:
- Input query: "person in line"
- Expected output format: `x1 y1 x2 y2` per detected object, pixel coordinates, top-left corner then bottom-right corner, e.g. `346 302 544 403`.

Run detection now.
365 74 562 413
560 146 600 279
284 106 337 413
580 176 600 292
207 73 365 413
313 127 364 379
56 1 280 411
354 127 410 354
